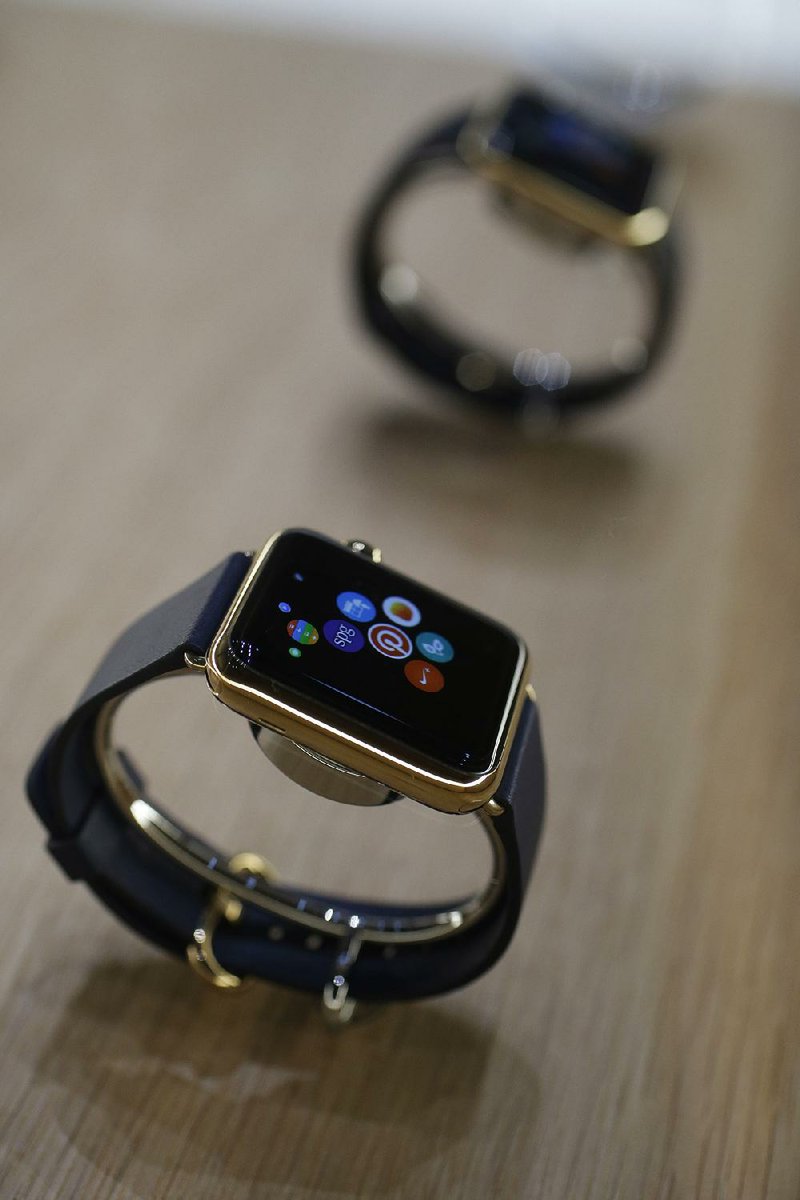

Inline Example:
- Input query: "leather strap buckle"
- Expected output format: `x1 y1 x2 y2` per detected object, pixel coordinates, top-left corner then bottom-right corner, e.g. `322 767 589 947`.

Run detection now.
186 851 277 990
187 848 363 1026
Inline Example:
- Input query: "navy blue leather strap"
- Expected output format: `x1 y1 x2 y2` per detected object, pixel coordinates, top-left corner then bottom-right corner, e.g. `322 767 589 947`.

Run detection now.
353 109 678 420
27 558 545 1002
30 553 253 840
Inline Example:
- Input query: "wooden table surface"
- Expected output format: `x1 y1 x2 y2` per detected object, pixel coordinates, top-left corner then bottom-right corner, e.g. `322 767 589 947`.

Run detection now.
1 6 798 1198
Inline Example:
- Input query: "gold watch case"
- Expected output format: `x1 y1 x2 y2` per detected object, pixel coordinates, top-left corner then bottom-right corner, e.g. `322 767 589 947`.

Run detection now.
205 532 530 815
457 96 677 249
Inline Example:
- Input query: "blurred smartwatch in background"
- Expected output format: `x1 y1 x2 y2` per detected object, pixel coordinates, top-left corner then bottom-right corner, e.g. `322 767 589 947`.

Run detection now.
354 83 680 423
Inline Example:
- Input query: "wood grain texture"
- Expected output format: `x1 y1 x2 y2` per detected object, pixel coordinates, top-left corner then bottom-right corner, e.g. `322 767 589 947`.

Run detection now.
0 6 798 1198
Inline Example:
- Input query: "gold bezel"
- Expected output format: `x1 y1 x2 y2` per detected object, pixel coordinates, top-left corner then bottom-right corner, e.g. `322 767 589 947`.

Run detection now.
205 531 529 815
458 97 674 249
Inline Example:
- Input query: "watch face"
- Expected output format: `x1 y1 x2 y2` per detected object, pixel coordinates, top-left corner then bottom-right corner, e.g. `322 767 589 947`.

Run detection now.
218 530 526 776
489 89 656 217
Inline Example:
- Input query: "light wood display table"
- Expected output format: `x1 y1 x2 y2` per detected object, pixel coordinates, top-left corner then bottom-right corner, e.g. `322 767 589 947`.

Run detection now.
1 6 798 1198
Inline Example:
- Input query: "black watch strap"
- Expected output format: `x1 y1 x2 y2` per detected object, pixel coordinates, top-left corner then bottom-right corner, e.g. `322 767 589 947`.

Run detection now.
27 557 545 1003
31 552 253 839
354 109 678 420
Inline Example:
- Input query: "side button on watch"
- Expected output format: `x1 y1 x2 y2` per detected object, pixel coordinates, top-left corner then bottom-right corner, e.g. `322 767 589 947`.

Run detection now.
354 84 680 422
27 528 546 1020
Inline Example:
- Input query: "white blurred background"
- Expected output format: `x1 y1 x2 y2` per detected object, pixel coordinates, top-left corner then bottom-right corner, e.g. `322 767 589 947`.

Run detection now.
19 0 800 91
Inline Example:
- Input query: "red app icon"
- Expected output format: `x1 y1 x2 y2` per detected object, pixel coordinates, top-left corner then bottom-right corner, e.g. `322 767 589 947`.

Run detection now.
368 622 413 659
404 659 445 693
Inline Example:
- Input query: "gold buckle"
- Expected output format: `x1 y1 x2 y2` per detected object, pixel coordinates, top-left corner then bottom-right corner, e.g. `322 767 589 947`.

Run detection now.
186 851 277 990
187 851 363 1026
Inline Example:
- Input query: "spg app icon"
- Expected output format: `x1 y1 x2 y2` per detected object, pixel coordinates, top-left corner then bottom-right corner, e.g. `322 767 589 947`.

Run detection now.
324 619 365 653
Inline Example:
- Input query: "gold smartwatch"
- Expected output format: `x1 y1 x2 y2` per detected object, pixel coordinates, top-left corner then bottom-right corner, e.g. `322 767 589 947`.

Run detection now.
28 529 546 1020
354 84 679 421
